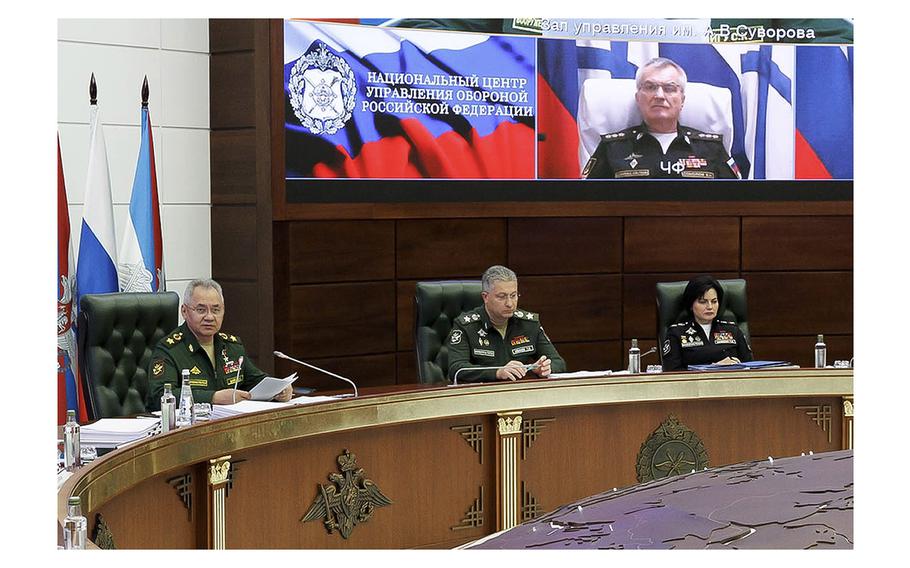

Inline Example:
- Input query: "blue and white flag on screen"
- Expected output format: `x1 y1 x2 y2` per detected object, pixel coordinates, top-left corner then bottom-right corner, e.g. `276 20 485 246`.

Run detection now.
565 41 794 180
76 104 118 307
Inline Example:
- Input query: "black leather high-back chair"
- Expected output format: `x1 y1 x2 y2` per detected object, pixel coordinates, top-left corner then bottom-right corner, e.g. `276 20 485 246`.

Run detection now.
656 279 750 364
414 281 484 384
78 292 179 419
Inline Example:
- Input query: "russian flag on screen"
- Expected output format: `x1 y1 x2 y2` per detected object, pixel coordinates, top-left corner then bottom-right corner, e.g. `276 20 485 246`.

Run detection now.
538 39 805 180
284 20 535 179
795 46 853 179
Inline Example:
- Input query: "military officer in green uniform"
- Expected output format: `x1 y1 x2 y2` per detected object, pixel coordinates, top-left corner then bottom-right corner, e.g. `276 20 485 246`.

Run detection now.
447 266 566 383
583 56 740 180
147 279 293 410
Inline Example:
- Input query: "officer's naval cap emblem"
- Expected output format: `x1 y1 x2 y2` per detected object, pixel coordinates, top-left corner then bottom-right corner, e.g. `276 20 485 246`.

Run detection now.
288 40 356 135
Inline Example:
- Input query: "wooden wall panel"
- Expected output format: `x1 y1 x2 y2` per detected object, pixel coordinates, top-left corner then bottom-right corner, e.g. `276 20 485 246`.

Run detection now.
750 335 854 368
209 18 255 52
748 272 853 336
624 217 740 273
219 280 263 367
396 351 419 384
210 52 255 129
554 340 623 373
211 205 259 281
210 130 257 203
622 272 740 340
508 217 622 275
396 219 507 279
519 275 622 341
396 280 418 352
742 216 853 271
273 353 397 392
288 282 396 358
288 220 395 284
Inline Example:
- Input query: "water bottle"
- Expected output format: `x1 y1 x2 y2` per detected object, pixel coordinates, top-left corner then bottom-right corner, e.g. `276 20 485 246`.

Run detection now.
160 383 176 433
63 496 87 549
176 370 195 427
814 334 827 368
628 338 641 374
63 409 81 471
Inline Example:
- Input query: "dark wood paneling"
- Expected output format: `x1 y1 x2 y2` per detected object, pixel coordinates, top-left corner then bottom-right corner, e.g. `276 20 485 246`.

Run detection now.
396 351 419 384
396 219 507 279
218 280 265 370
210 52 255 129
750 335 854 368
748 272 853 336
272 352 397 392
209 19 255 53
622 272 741 340
554 340 623 373
743 216 853 271
508 217 622 275
211 205 258 280
519 275 622 341
211 130 257 203
281 200 852 222
396 280 418 352
287 220 395 284
288 282 396 358
624 217 740 273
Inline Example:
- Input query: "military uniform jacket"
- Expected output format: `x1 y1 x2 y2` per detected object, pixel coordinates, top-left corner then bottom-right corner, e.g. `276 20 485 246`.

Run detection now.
147 323 268 410
446 305 566 383
583 123 740 180
662 319 753 372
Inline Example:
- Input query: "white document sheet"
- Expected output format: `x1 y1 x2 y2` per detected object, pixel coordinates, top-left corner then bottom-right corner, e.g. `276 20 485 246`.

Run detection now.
248 372 298 401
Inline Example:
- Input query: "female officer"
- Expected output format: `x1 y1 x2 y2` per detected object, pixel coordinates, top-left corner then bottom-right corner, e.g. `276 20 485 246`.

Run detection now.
661 275 753 371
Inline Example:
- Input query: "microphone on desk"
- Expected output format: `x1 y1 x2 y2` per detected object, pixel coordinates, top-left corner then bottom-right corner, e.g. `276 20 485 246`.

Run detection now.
451 363 540 386
640 347 658 359
273 351 359 398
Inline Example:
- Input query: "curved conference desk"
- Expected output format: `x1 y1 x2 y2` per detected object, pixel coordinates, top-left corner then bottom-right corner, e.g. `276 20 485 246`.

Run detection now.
58 368 853 549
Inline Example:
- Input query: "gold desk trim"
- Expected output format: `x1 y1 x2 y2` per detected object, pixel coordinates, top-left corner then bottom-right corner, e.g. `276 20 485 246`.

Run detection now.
58 369 853 524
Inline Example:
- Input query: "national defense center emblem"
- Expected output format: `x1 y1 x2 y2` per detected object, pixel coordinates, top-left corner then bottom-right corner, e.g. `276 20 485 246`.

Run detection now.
636 415 708 483
288 40 356 135
301 449 392 539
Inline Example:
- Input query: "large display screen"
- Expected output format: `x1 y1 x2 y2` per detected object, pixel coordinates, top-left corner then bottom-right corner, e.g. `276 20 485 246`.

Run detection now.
283 18 853 199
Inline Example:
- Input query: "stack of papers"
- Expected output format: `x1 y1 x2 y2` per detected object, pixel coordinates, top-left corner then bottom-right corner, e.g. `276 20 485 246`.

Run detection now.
550 370 612 379
687 360 794 372
211 395 346 419
80 417 161 448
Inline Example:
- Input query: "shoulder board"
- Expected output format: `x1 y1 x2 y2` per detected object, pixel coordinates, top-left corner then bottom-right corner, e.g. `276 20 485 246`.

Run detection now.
512 310 538 322
163 330 185 348
717 320 737 326
218 332 241 343
688 130 723 142
669 322 689 328
457 312 483 326
600 130 627 142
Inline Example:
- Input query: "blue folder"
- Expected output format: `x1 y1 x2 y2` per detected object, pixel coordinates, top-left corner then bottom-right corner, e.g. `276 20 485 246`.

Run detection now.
687 360 792 371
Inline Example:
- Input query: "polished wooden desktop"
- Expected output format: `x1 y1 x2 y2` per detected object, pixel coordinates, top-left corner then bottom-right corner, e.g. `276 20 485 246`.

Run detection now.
58 368 853 549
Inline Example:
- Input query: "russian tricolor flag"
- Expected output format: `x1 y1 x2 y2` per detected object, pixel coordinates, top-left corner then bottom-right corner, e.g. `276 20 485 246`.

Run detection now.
76 103 118 307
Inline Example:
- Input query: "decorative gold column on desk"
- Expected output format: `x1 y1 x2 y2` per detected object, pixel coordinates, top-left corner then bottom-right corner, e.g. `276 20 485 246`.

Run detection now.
842 397 854 450
496 412 522 531
207 455 231 549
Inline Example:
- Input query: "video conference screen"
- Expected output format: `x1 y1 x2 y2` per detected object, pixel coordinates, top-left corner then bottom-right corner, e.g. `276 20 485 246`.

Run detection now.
283 18 853 199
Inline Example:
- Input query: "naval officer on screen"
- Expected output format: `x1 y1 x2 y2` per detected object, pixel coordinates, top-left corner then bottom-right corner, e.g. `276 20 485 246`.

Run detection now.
583 57 740 180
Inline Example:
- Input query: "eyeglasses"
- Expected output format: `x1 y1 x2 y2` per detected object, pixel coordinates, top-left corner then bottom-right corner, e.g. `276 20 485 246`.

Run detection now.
492 292 520 302
187 304 223 316
639 81 682 95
